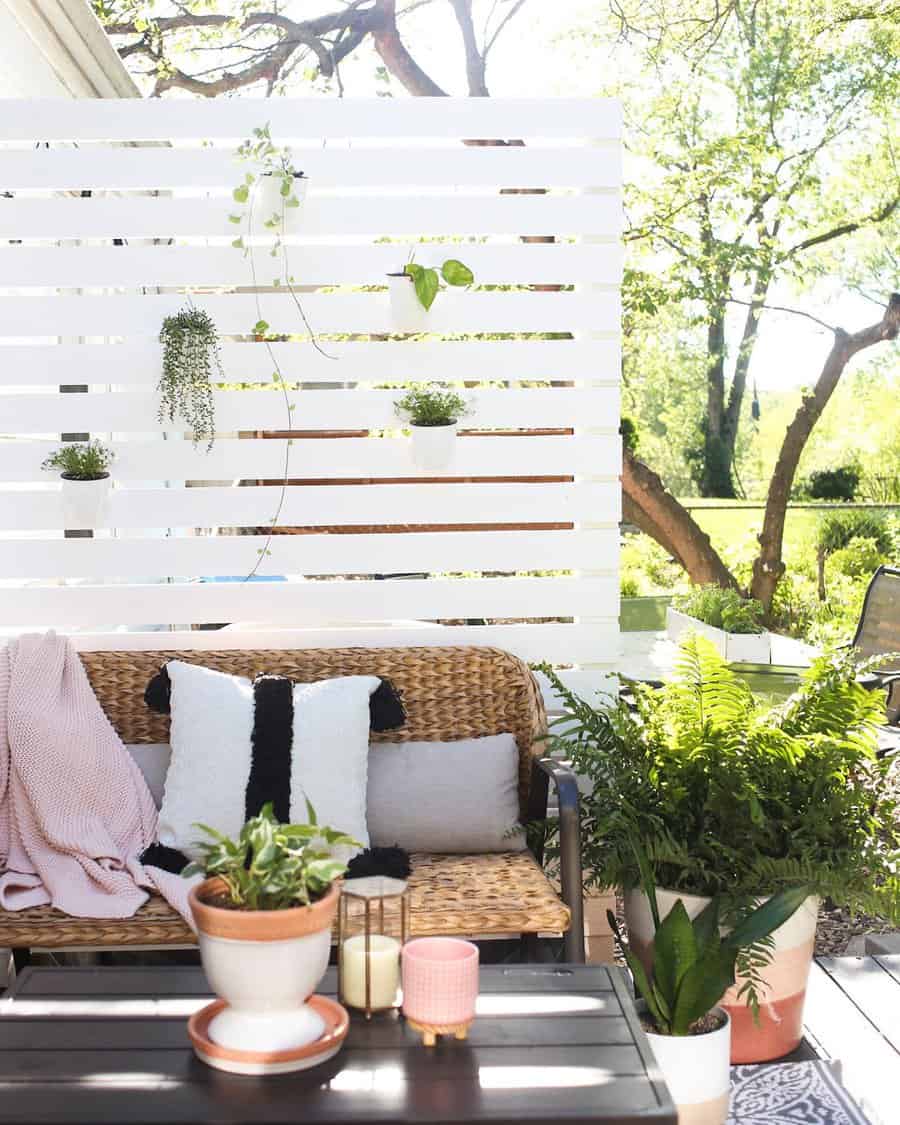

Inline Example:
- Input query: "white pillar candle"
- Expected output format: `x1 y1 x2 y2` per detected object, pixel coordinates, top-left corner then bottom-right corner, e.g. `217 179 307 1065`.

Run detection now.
340 934 401 1011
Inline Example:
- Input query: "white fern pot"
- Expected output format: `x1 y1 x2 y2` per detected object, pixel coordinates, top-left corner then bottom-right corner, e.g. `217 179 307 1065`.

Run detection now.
388 273 431 333
253 173 307 235
666 607 771 664
640 1003 731 1125
625 887 819 1063
60 474 110 530
410 422 458 472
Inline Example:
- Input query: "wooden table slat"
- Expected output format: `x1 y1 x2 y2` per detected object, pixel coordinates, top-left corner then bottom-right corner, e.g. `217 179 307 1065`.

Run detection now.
816 956 900 1054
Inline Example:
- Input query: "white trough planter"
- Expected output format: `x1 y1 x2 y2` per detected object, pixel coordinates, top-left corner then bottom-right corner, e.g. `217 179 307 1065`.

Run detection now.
60 474 110 530
666 606 771 664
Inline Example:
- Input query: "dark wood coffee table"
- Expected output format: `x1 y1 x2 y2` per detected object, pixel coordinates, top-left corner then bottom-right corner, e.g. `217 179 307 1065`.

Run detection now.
0 964 676 1124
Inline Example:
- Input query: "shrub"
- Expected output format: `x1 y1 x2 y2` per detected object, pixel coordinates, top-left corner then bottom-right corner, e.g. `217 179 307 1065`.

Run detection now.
395 385 471 427
41 440 113 481
673 584 765 634
816 509 892 555
806 465 860 501
828 537 889 579
620 573 640 598
620 415 640 454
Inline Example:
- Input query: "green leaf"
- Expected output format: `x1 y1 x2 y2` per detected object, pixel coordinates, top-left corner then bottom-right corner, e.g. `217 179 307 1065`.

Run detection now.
608 912 668 1030
691 898 721 959
652 899 697 1006
253 319 270 336
232 185 249 203
285 195 301 208
411 266 440 311
671 949 735 1034
723 886 808 950
228 214 242 224
441 259 474 287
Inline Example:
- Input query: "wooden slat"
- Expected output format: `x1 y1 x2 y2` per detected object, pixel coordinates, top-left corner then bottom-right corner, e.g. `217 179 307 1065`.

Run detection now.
0 575 617 627
0 291 619 338
816 957 900 1053
0 339 621 388
0 145 621 190
0 529 617 580
64 623 619 665
0 194 621 239
0 387 620 433
873 955 900 985
0 481 621 530
0 434 622 483
0 243 624 289
0 97 622 141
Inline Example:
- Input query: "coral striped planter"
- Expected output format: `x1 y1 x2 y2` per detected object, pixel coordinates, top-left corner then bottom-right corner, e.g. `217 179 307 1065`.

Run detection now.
625 888 819 1063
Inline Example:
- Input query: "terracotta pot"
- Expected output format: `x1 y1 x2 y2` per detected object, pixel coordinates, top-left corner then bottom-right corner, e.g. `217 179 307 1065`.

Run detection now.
60 473 110 530
189 878 339 1054
388 272 431 333
641 1003 731 1125
410 422 458 471
625 887 819 1063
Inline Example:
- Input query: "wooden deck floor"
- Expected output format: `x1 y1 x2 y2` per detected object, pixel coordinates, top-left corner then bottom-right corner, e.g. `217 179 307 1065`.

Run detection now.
802 955 899 1125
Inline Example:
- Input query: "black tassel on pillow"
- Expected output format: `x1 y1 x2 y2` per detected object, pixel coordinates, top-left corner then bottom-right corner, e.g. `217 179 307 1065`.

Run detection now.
144 665 172 714
370 678 406 732
140 842 190 875
346 845 412 880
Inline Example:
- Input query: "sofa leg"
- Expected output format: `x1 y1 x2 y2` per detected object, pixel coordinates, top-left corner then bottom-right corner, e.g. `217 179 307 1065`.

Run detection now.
12 948 30 975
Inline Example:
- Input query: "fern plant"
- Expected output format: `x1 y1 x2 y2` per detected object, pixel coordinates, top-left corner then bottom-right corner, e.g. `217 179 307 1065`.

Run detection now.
158 306 222 450
538 635 900 923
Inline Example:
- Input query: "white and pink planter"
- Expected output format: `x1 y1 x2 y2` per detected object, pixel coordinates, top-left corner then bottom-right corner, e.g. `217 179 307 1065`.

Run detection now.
625 887 819 1063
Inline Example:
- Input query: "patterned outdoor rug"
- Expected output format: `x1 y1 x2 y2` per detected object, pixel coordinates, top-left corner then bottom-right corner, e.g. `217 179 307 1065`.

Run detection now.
729 1062 871 1125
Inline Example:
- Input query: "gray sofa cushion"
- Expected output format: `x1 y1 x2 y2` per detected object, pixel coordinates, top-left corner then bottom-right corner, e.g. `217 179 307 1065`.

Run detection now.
366 733 526 853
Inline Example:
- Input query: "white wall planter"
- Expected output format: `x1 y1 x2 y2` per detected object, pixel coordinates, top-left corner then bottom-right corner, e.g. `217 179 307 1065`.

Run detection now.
60 474 110 530
625 886 819 1063
388 273 431 333
410 422 458 472
666 606 771 664
641 1002 731 1125
253 173 307 235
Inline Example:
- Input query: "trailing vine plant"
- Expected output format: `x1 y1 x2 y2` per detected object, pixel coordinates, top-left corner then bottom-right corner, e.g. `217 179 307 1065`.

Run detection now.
228 124 336 580
158 305 221 450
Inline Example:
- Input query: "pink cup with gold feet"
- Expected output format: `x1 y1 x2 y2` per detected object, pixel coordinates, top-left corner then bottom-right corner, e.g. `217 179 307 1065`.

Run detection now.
402 937 479 1046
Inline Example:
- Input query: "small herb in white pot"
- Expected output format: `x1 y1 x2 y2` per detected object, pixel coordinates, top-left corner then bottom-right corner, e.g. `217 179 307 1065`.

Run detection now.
395 385 471 427
42 440 113 481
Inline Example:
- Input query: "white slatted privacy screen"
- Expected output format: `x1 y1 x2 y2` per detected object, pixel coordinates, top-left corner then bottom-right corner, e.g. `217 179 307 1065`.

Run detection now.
0 97 622 702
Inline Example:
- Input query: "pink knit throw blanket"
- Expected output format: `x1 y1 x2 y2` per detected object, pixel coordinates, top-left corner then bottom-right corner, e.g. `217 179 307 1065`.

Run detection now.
0 633 195 925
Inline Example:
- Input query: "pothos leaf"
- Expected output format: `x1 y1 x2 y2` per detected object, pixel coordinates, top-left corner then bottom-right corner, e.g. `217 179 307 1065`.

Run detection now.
441 259 474 287
411 266 440 310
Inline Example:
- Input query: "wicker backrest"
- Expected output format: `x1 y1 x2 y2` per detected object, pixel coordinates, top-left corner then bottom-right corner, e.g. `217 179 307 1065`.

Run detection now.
853 566 900 671
79 645 547 811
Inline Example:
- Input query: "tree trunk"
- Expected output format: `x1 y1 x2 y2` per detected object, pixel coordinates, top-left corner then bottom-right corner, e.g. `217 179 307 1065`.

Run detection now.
816 545 827 602
699 311 734 497
750 293 900 610
622 450 738 589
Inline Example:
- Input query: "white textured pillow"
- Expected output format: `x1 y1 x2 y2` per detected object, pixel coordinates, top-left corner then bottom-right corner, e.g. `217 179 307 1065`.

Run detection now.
366 733 526 853
157 661 379 861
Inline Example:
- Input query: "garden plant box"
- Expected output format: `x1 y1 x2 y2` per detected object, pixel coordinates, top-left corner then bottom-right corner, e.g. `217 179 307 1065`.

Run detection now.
666 607 771 664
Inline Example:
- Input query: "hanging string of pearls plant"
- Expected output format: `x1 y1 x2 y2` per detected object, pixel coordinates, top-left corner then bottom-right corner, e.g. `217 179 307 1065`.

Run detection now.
158 304 222 451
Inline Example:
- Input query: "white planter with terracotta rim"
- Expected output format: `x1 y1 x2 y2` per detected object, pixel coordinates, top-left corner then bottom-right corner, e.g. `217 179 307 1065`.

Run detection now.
189 877 339 1053
410 422 458 471
388 272 431 333
252 173 307 235
625 887 819 1063
60 474 110 530
640 1003 731 1125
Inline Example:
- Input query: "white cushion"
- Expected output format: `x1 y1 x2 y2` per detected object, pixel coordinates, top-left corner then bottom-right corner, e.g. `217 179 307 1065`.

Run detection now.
156 660 379 861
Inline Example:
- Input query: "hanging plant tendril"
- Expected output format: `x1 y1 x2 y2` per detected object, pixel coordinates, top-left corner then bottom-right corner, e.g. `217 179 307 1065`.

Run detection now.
158 306 221 451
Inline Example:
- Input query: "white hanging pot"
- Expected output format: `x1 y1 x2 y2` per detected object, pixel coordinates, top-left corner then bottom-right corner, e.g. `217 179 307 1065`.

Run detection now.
388 273 431 333
410 422 458 472
640 1002 731 1125
253 173 307 235
60 474 110 530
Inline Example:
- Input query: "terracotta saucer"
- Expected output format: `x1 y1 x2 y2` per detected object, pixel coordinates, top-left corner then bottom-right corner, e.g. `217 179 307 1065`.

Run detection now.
188 995 349 1075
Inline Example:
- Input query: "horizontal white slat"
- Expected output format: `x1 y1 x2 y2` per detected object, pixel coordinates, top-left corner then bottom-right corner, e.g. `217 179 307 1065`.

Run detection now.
62 623 619 666
0 481 621 530
0 98 621 142
0 529 617 580
0 291 619 338
1 387 620 433
0 340 621 388
0 194 621 239
0 575 616 627
0 243 624 289
0 145 621 191
0 434 621 482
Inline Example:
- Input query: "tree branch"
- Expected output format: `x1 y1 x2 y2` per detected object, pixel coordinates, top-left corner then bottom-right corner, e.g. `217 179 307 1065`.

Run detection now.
371 0 448 96
726 297 837 333
782 195 900 258
449 0 489 96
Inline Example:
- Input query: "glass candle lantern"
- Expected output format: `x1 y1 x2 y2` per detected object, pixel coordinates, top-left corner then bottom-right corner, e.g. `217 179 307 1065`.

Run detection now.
337 876 409 1018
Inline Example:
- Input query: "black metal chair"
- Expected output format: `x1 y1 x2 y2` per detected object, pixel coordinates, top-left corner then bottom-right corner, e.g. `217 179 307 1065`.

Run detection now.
849 566 900 753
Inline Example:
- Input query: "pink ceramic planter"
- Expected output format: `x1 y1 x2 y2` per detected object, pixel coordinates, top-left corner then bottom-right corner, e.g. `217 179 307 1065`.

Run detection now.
402 938 479 1027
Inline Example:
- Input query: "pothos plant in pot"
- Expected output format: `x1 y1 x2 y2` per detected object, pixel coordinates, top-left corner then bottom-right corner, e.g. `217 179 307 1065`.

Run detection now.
185 802 359 1062
539 635 900 1063
388 255 474 332
42 440 114 530
609 856 807 1125
233 123 308 238
394 385 472 472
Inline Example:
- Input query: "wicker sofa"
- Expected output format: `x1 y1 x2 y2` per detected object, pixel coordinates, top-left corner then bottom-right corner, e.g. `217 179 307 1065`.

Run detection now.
1 644 584 963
